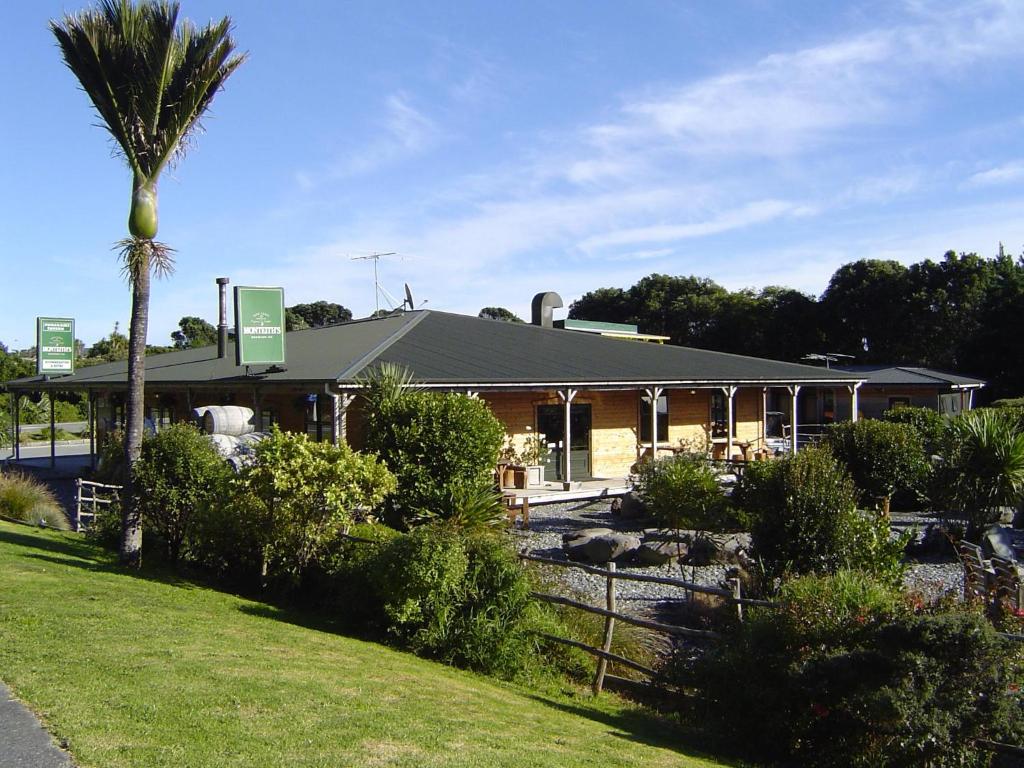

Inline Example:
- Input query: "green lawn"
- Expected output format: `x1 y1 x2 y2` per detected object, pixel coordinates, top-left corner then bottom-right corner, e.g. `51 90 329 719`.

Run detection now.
0 521 732 767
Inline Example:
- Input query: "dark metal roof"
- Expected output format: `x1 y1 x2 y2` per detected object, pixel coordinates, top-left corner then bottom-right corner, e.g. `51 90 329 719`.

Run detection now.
5 310 862 391
835 365 985 389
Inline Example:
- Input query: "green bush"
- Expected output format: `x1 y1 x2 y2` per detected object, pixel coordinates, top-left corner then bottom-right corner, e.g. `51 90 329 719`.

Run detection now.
232 426 397 586
735 445 906 588
131 423 231 563
882 404 946 456
630 453 734 530
825 419 928 513
935 408 1024 540
340 524 543 679
0 472 69 529
361 365 505 528
687 572 1024 767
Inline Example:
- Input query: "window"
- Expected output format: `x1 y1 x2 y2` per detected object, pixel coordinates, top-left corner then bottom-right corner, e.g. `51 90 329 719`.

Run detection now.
887 396 911 411
639 394 668 443
304 394 331 441
710 390 736 438
261 408 278 429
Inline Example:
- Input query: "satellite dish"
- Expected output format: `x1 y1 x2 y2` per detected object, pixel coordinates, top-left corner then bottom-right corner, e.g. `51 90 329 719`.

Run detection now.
404 283 415 310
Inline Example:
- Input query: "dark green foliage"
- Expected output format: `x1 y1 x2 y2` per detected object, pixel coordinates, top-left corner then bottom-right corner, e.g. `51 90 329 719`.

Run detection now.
687 572 1024 767
287 301 352 327
630 453 733 530
882 404 946 456
333 524 541 678
361 366 506 528
735 446 906 587
824 419 929 511
935 408 1024 541
131 423 231 563
477 307 523 323
171 316 217 349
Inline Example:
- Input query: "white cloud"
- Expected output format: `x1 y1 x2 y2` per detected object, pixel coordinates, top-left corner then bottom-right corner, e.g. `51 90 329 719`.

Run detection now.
330 92 439 178
967 161 1024 187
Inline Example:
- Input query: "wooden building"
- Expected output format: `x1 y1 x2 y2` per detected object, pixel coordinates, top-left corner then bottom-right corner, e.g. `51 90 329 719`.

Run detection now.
5 309 865 486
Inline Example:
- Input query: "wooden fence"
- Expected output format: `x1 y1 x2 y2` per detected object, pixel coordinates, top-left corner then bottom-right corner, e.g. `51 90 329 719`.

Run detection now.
73 479 121 532
519 551 770 695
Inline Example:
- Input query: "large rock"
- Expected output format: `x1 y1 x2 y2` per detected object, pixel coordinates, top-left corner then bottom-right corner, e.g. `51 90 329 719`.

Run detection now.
636 540 686 566
617 492 647 520
563 528 641 563
983 525 1017 561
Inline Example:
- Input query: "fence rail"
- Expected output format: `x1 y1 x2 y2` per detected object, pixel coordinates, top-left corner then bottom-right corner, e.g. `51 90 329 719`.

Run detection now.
519 550 757 694
74 479 121 532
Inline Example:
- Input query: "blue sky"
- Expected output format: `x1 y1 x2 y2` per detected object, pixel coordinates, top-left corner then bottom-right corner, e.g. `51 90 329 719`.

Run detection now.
3 0 1024 348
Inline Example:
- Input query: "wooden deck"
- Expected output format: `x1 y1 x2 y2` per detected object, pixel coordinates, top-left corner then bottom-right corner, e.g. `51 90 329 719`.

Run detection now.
502 477 631 507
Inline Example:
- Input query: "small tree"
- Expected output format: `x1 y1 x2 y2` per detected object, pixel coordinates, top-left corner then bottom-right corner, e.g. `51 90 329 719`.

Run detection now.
631 453 729 530
824 419 928 514
360 365 505 527
735 445 905 587
936 408 1024 540
131 423 230 563
881 404 946 457
235 427 396 584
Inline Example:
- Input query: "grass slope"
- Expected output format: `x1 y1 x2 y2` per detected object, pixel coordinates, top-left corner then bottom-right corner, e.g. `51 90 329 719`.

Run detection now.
0 522 730 768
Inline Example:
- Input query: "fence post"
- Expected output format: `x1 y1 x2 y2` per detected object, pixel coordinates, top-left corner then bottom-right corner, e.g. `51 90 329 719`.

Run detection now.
592 561 617 695
730 577 743 622
74 478 82 533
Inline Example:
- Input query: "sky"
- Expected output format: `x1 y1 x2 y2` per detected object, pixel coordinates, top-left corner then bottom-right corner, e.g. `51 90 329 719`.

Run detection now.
3 0 1024 349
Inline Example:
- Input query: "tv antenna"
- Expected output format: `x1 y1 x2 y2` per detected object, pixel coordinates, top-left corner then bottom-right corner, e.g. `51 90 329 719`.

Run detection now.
802 352 855 369
351 252 397 314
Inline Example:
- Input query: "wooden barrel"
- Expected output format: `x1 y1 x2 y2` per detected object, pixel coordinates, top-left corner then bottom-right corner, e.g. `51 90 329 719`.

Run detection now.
202 405 256 436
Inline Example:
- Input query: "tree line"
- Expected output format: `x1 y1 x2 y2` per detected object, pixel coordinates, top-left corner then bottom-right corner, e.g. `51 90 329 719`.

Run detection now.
568 250 1024 401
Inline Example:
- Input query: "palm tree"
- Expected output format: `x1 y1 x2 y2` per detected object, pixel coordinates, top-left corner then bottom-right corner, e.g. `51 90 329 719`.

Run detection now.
52 0 245 565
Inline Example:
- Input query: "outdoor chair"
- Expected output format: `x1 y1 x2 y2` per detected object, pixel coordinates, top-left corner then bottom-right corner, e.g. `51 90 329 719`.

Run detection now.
957 540 994 603
991 556 1024 613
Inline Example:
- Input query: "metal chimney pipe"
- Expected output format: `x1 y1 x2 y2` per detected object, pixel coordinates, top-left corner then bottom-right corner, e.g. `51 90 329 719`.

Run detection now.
216 277 230 358
531 291 564 328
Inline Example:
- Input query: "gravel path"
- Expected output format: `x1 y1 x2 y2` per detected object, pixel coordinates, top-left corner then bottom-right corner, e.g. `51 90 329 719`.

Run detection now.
510 500 965 609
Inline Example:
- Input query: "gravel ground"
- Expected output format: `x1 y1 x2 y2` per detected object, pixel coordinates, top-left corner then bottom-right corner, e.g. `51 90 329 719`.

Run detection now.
510 499 965 609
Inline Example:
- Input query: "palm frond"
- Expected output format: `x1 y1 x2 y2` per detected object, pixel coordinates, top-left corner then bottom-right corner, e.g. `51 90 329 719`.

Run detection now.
115 236 175 284
51 0 246 183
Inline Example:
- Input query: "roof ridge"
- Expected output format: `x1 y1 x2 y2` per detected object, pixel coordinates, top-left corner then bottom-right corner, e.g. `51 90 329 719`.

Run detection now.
335 310 431 380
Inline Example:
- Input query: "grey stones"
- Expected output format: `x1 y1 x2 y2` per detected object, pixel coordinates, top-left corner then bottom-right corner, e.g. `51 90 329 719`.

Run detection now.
983 525 1017 561
563 528 641 563
636 540 686 566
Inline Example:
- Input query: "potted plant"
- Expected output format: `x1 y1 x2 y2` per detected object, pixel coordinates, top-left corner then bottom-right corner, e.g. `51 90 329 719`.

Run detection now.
521 428 550 488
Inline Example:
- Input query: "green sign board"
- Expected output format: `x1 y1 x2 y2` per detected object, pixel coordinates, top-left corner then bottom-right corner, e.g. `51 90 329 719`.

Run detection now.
36 317 75 375
234 286 286 366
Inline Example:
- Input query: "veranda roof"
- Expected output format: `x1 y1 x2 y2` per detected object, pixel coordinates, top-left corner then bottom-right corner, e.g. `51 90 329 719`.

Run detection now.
5 310 864 391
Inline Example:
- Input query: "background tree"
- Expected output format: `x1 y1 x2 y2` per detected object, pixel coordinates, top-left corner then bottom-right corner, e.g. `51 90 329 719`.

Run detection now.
53 0 245 565
85 323 129 362
478 307 523 323
284 308 309 332
171 316 217 349
287 301 352 327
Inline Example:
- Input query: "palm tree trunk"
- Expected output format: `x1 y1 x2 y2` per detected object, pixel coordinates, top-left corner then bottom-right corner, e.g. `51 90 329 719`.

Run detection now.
120 249 151 568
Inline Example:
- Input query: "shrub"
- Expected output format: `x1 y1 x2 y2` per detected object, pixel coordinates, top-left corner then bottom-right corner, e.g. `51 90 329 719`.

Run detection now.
93 430 128 486
688 572 1024 767
361 365 506 528
131 423 231 563
630 453 732 530
882 404 946 456
824 419 928 513
344 524 544 678
233 426 396 585
935 408 1024 540
735 445 906 587
0 472 69 529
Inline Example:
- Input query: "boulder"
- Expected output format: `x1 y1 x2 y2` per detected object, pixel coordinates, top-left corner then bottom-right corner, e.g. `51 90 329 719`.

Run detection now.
983 525 1017 561
563 528 641 563
636 540 686 566
617 492 647 520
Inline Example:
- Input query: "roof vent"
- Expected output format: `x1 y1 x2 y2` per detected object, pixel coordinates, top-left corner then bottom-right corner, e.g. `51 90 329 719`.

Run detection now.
531 292 563 328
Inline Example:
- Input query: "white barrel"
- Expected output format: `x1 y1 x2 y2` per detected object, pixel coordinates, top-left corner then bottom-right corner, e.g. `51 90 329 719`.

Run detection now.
202 406 256 436
208 433 241 458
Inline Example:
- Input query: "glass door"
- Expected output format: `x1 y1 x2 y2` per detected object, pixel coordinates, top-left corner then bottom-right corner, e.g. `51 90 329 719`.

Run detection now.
536 403 592 481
